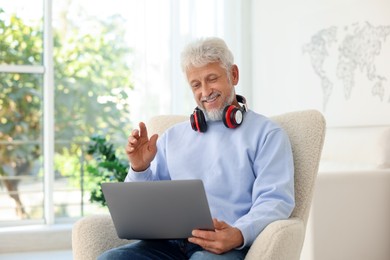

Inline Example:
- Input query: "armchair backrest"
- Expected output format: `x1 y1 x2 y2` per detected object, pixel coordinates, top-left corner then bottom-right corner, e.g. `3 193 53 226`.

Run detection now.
147 110 326 227
270 110 326 225
147 115 188 136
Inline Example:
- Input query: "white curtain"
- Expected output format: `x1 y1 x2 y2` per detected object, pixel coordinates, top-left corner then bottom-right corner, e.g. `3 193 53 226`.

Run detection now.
124 0 251 124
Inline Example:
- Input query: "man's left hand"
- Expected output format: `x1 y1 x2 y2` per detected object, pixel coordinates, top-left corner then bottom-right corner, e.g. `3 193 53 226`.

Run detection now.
188 218 244 254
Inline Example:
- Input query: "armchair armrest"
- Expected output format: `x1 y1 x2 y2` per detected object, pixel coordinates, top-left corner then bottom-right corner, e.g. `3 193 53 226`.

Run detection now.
72 215 305 260
245 218 305 260
72 214 134 260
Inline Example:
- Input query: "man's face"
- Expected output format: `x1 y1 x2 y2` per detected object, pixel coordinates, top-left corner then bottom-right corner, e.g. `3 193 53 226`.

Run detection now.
186 62 239 120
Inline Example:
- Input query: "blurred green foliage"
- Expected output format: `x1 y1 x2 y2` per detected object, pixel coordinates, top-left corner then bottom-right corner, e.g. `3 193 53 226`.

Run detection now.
85 135 129 206
0 7 134 210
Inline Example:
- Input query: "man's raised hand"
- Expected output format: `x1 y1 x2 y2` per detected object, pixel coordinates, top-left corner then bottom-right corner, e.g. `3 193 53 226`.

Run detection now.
125 122 158 172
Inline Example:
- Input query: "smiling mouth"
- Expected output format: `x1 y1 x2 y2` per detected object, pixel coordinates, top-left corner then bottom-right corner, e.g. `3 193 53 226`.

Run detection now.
201 93 220 104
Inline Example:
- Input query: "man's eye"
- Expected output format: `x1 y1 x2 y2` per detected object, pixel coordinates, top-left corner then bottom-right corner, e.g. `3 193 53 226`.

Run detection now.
192 83 200 89
208 76 218 83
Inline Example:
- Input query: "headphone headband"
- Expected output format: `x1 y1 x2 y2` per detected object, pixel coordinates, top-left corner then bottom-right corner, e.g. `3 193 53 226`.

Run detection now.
236 94 248 112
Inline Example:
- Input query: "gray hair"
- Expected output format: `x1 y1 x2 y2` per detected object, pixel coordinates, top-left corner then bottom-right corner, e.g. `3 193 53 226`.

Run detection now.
180 37 234 73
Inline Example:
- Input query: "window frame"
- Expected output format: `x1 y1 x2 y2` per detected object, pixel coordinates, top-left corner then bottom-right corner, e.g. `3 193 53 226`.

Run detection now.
0 0 54 225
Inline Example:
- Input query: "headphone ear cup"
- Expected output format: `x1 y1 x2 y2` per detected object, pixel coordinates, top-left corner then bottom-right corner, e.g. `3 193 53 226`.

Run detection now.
190 109 207 132
223 105 243 129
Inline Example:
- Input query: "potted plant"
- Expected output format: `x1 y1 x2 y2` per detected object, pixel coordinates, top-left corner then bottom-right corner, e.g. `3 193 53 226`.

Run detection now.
85 135 129 206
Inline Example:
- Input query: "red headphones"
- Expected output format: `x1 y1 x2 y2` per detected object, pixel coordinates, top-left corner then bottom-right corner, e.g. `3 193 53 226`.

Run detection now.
190 95 247 133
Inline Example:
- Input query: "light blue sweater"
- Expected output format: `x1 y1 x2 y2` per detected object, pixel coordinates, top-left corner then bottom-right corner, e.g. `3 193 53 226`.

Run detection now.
125 110 295 247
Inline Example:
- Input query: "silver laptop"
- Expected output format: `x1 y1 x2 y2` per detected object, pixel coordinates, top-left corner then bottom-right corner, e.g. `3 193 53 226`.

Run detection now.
101 179 214 240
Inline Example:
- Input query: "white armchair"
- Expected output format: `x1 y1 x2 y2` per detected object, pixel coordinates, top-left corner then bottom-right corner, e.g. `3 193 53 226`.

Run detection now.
72 110 326 260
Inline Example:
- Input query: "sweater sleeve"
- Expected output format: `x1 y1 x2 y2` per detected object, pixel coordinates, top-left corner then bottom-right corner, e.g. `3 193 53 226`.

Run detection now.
124 166 153 182
233 128 295 248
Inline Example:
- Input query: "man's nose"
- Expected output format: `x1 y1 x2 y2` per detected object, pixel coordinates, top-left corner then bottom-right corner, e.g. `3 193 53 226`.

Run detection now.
201 83 212 97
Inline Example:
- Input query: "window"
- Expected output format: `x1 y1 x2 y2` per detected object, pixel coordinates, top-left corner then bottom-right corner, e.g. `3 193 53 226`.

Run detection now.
0 0 248 227
0 1 46 225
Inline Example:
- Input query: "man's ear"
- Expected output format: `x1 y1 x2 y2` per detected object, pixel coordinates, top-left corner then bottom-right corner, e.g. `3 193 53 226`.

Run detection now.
231 64 239 85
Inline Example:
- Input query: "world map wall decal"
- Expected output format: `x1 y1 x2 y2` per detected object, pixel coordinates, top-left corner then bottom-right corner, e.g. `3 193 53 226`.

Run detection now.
302 22 390 111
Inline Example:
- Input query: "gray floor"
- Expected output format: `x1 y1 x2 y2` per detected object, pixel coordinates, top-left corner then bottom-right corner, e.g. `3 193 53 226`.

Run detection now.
0 250 73 260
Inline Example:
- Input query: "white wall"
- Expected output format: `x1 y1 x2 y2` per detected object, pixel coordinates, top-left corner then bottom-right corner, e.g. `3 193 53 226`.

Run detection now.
250 0 390 127
250 1 390 259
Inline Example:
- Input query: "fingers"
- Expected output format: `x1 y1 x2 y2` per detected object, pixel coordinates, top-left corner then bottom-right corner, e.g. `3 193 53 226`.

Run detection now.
213 218 228 230
148 134 159 152
126 122 159 155
189 220 243 254
188 232 224 255
129 122 147 140
126 134 138 154
125 122 158 172
126 122 146 153
138 122 148 138
131 128 140 139
191 229 215 241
